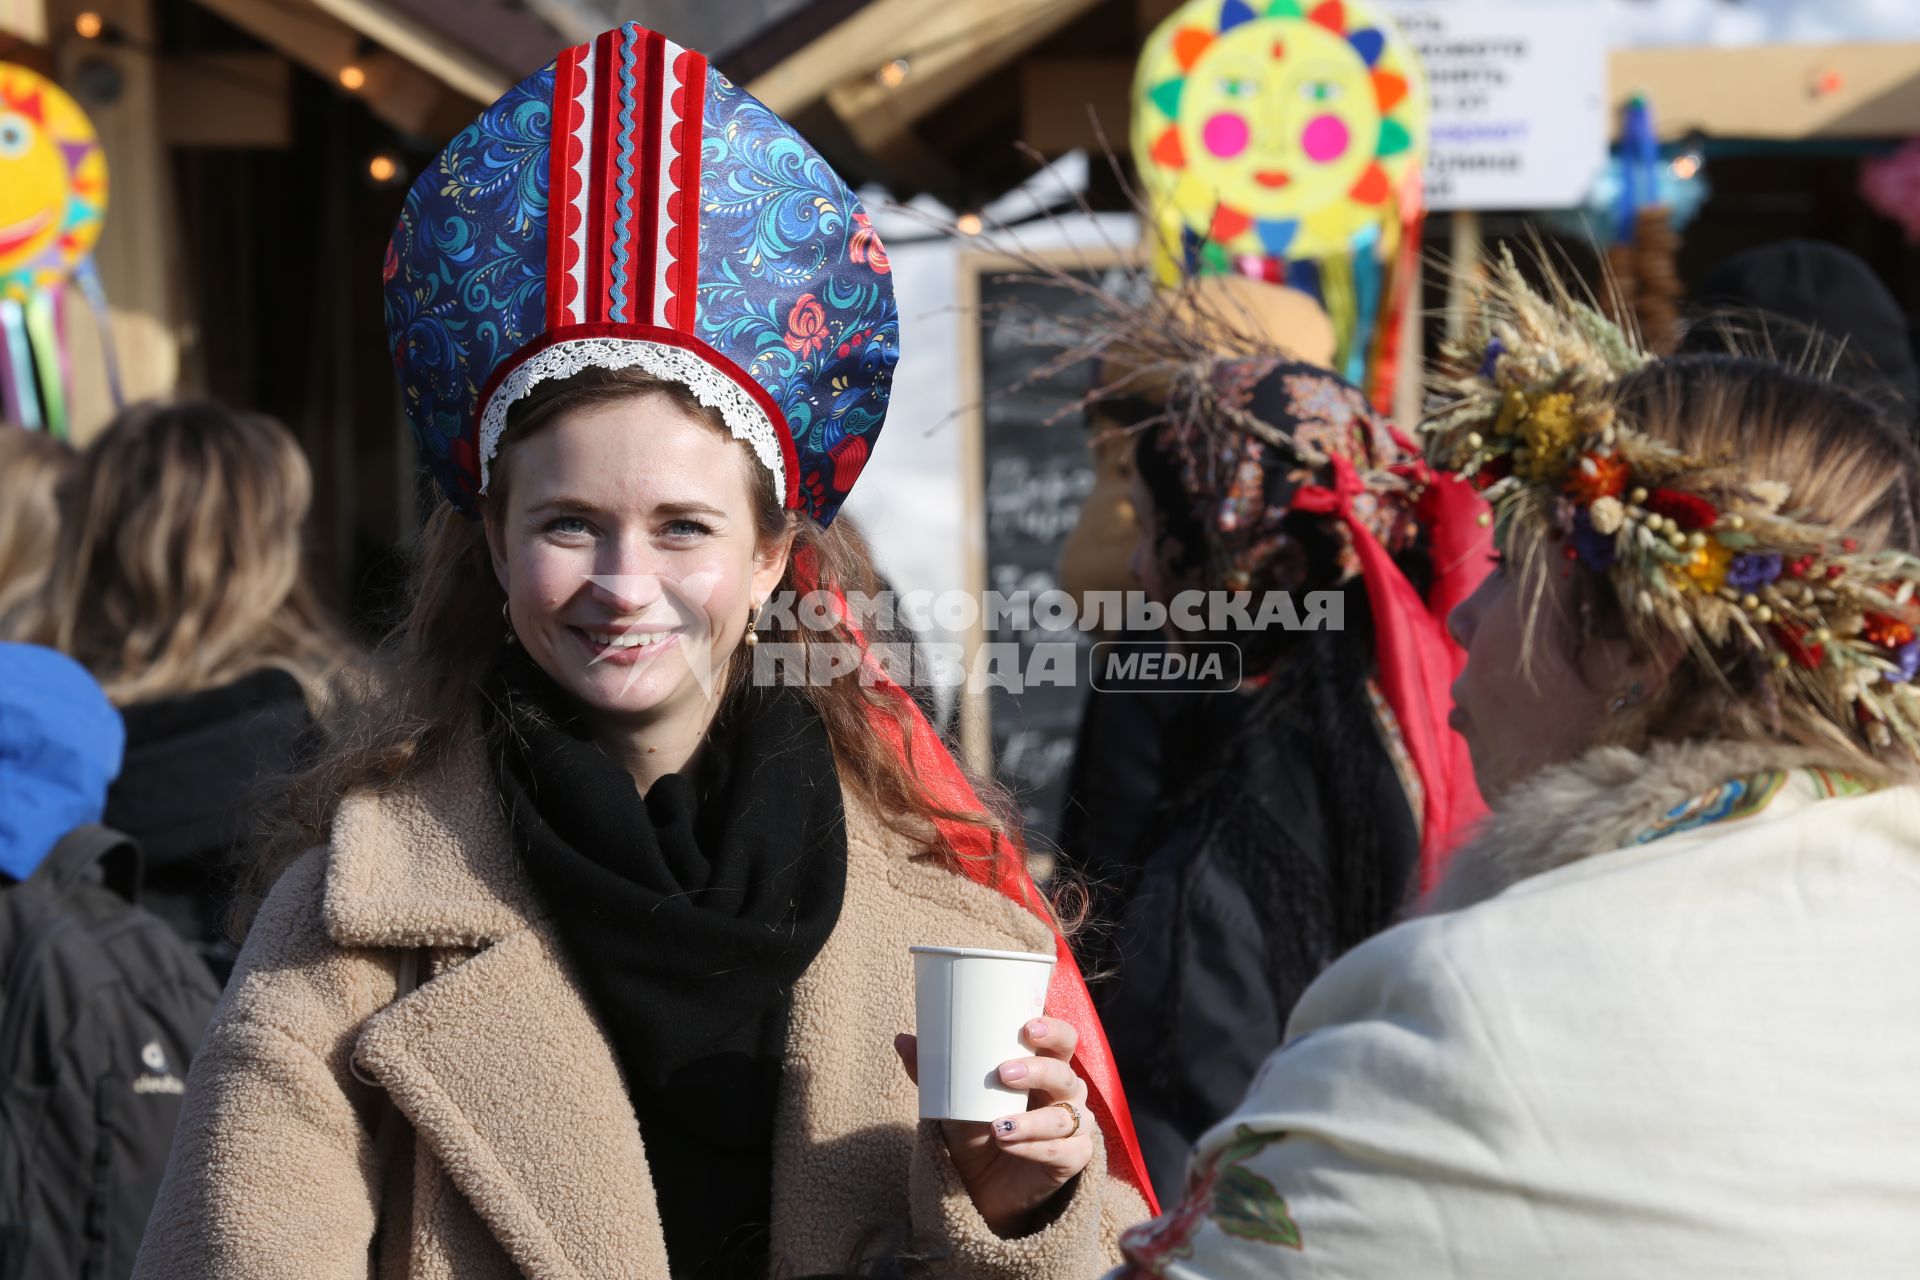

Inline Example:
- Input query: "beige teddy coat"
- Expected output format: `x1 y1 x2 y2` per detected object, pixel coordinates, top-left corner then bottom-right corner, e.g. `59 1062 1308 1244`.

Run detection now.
131 746 1148 1279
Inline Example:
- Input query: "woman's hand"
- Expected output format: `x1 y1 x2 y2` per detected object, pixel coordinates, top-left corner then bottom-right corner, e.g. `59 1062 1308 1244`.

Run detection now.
893 1016 1095 1237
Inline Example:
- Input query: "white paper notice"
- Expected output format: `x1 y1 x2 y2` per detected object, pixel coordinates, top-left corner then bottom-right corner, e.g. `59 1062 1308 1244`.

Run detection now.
1385 3 1611 211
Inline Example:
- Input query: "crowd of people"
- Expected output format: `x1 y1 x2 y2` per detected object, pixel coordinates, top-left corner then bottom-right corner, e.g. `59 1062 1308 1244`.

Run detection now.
4 18 1920 1280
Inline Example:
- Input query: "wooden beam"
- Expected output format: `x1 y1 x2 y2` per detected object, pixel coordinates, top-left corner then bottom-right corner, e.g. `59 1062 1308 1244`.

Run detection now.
1135 0 1179 32
192 0 480 136
304 0 511 106
1027 42 1920 158
159 52 291 148
1610 41 1920 140
0 0 47 44
820 0 1102 156
750 0 1095 124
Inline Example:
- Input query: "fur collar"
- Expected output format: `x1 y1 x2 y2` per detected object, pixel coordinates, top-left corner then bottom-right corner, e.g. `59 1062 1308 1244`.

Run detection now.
1424 739 1888 915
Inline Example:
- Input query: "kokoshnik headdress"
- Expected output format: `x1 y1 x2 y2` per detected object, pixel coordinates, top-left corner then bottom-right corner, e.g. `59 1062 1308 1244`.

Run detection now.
1426 250 1920 757
383 24 897 525
381 23 1158 1211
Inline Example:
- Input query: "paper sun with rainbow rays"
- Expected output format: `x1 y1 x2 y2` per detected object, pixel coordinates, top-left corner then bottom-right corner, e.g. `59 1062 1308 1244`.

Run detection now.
1132 0 1426 268
1130 0 1428 403
0 62 111 436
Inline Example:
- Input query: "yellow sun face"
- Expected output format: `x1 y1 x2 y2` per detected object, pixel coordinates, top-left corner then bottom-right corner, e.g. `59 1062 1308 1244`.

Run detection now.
1132 0 1426 268
0 111 65 269
0 63 108 300
1178 21 1380 227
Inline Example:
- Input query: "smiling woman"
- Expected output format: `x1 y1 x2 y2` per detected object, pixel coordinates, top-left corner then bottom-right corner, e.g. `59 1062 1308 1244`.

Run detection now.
130 20 1153 1280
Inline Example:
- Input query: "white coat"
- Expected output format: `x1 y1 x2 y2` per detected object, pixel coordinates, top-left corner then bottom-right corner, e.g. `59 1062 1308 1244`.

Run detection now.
1113 740 1920 1279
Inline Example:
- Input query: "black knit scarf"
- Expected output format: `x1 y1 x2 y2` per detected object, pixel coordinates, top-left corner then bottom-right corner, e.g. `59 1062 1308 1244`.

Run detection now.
485 648 848 1279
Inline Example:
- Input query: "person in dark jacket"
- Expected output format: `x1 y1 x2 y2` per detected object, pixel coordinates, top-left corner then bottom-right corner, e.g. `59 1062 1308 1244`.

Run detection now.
1092 355 1489 1205
19 401 349 978
0 643 218 1280
1681 239 1920 431
1056 278 1340 971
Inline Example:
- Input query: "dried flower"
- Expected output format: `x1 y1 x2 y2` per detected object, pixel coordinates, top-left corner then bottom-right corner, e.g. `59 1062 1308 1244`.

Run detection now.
1572 507 1617 571
1677 538 1733 593
1890 639 1920 683
1775 622 1827 670
1588 495 1625 535
1565 451 1631 504
1479 337 1506 380
1517 393 1580 482
1725 552 1783 593
1646 488 1720 531
1863 612 1917 650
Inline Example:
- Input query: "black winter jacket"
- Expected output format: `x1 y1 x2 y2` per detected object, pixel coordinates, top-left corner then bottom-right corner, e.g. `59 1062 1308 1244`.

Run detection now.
104 668 314 980
1094 669 1420 1206
0 826 219 1280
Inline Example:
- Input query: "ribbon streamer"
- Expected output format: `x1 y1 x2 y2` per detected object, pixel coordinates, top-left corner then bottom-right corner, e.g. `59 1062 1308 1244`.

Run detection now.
0 298 41 429
1293 451 1492 888
75 261 124 409
23 290 66 438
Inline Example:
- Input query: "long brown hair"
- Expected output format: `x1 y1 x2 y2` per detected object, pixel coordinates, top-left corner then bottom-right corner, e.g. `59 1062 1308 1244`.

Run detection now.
0 426 75 638
24 400 350 706
248 368 1012 926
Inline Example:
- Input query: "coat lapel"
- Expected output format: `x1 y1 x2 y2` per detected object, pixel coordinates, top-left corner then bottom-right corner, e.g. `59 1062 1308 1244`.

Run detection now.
324 746 669 1279
353 927 668 1280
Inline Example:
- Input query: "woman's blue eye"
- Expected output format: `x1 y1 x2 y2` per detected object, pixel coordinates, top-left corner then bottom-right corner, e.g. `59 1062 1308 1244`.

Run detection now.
664 519 712 539
546 516 591 536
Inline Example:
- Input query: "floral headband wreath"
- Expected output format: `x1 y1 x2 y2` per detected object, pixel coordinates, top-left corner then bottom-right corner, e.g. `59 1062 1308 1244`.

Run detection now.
1424 249 1920 757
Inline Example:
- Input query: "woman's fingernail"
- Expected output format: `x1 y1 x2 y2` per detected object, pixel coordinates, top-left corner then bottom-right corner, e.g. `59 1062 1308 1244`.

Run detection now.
1027 1019 1049 1039
1001 1061 1028 1083
994 1117 1019 1137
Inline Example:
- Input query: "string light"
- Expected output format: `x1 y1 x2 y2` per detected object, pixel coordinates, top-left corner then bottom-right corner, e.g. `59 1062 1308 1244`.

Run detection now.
74 11 105 39
367 152 402 185
955 212 983 236
338 63 367 92
1669 153 1701 180
876 58 910 89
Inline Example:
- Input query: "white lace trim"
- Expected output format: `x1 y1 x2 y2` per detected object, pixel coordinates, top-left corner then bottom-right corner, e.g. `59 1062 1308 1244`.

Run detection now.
477 338 785 501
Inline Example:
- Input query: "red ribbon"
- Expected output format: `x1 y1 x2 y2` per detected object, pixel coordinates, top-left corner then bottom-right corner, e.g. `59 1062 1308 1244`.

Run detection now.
1292 454 1491 890
792 549 1161 1214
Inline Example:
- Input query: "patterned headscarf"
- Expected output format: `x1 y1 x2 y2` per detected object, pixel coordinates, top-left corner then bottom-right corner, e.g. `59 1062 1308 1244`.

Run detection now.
1135 359 1423 600
1128 356 1489 889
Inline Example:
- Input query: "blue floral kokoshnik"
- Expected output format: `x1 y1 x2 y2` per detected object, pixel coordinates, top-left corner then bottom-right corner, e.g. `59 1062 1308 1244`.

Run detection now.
381 23 900 525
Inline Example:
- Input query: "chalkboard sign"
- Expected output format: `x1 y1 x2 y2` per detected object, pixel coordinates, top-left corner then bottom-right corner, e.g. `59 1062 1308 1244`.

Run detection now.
971 255 1131 840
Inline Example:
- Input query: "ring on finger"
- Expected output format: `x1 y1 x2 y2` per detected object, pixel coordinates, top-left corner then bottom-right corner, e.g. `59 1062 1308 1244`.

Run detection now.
1050 1099 1082 1138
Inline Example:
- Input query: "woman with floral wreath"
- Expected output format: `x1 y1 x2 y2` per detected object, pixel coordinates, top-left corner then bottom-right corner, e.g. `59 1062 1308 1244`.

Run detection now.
1113 256 1920 1277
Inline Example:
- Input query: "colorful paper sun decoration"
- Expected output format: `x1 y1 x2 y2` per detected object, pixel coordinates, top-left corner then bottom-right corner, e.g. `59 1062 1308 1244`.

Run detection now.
1131 0 1429 406
0 62 116 437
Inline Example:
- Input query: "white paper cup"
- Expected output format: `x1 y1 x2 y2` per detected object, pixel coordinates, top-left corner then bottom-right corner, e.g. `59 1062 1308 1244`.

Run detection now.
910 944 1056 1123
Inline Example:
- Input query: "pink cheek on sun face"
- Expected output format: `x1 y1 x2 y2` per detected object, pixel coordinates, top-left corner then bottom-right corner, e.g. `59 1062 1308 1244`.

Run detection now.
1202 112 1250 159
1301 113 1350 164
